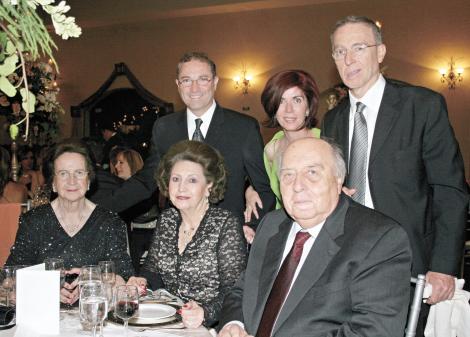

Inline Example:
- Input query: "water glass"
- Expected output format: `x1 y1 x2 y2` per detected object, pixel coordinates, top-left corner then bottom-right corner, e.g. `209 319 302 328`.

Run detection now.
0 266 15 307
44 258 65 287
114 285 139 337
79 282 108 337
79 265 102 286
98 261 115 285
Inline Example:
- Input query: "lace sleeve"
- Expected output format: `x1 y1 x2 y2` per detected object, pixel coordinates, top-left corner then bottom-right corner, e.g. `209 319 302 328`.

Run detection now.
140 214 164 289
202 213 247 326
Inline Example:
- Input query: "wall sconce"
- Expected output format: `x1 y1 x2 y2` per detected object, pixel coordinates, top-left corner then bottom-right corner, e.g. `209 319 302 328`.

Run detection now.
439 57 464 89
233 70 252 95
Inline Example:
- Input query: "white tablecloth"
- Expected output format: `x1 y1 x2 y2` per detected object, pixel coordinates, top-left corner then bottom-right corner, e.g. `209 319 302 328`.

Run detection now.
0 311 214 337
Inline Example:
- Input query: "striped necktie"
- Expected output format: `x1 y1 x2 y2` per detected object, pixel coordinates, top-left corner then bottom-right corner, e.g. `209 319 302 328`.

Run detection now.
347 102 368 204
192 118 204 142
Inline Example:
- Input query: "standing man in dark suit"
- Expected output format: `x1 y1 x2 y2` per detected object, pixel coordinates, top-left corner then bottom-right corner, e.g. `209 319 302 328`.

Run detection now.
218 137 412 337
322 16 468 311
100 52 275 225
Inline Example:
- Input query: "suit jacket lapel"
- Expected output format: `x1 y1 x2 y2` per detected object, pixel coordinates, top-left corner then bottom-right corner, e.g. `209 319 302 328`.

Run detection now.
272 196 349 334
335 101 351 164
369 82 401 164
251 217 293 330
175 110 189 140
205 103 224 146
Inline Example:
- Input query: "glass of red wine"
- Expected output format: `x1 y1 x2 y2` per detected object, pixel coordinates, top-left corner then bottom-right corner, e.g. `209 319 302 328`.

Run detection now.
114 285 139 336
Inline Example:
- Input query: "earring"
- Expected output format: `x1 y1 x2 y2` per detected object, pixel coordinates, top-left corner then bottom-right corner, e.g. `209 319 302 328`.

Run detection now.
52 184 56 192
305 110 309 117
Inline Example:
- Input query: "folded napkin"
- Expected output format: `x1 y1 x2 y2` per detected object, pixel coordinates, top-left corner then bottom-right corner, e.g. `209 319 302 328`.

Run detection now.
424 279 470 337
0 305 14 325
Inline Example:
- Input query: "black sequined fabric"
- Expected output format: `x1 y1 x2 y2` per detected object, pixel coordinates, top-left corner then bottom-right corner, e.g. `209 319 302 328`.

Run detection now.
5 203 134 279
141 206 247 326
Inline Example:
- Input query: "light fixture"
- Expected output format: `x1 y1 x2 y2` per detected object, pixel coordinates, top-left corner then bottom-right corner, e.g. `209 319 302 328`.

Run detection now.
233 69 252 95
439 57 464 89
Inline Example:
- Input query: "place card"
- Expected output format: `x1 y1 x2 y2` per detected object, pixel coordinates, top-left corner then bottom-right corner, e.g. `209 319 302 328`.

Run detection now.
15 264 60 335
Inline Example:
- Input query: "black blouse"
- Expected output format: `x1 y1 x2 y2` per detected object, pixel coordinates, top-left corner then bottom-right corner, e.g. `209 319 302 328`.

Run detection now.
6 203 134 279
141 206 247 327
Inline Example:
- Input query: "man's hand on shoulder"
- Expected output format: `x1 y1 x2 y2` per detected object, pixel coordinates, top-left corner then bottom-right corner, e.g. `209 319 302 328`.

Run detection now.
425 271 455 304
218 323 252 337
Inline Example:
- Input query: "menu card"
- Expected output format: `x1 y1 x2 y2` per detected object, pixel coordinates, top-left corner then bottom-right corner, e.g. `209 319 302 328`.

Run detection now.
15 264 60 335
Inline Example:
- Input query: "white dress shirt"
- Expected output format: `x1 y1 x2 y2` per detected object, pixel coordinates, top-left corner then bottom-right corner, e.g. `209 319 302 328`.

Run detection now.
186 100 216 139
347 74 386 209
226 220 324 331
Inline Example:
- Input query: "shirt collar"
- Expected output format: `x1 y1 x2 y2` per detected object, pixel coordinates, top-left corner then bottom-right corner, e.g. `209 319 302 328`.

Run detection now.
348 74 386 115
186 100 216 125
291 220 325 239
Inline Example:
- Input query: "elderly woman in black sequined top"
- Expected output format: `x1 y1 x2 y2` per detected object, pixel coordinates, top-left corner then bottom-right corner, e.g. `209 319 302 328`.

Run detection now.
128 140 247 329
6 142 134 304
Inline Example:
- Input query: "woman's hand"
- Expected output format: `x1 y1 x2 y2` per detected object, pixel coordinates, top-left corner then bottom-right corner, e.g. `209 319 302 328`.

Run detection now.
61 268 80 304
243 225 255 245
127 276 147 296
244 186 263 222
180 300 204 328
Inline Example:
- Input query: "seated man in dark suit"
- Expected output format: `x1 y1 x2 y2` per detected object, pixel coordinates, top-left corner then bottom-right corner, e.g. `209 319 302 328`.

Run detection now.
218 137 412 337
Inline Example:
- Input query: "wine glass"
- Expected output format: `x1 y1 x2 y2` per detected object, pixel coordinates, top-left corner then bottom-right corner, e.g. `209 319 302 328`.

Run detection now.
114 285 139 337
0 266 15 307
78 265 102 287
79 282 108 337
98 261 115 285
44 258 65 287
98 261 115 336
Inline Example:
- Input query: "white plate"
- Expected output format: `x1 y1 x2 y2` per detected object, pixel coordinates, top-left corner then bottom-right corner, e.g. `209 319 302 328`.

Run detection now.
129 303 176 324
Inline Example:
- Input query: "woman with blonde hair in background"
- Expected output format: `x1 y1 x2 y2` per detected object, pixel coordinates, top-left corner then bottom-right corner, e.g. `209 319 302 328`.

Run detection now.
111 147 159 272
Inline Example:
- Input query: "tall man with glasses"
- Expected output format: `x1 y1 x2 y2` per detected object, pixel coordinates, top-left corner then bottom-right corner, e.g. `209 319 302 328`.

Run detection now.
100 52 275 227
322 15 468 335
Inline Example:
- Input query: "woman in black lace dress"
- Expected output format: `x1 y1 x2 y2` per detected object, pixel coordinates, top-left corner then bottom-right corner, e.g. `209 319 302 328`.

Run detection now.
6 142 134 304
128 140 246 328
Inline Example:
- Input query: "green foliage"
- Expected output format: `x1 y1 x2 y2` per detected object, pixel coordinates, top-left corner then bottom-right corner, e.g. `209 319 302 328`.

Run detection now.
0 0 81 140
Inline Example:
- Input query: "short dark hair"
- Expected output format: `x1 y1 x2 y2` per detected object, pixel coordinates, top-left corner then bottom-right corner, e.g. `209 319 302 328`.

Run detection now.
157 140 226 203
49 142 96 185
18 145 34 161
262 70 320 129
331 16 383 45
176 52 217 78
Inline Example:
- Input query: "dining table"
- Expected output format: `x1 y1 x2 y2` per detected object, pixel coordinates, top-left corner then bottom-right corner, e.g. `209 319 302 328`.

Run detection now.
0 310 215 337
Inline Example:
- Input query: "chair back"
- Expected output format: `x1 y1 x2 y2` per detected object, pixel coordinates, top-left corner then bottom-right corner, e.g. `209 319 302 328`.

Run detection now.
405 274 426 337
0 203 22 265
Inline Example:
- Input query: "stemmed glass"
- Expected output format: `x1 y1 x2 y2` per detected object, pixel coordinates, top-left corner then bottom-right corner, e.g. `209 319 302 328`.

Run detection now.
98 261 115 336
78 265 102 287
79 282 108 337
0 266 15 307
114 285 139 337
44 258 65 287
98 261 115 286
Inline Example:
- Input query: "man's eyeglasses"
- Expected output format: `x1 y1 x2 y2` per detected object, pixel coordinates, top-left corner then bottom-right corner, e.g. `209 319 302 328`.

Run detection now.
177 76 212 88
332 43 379 60
55 170 88 180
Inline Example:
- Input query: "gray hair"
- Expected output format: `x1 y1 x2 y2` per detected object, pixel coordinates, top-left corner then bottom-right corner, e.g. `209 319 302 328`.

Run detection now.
176 52 217 78
278 137 346 183
321 137 346 183
330 15 383 45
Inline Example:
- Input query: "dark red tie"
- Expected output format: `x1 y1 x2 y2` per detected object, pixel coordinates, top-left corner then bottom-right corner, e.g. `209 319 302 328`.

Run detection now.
256 231 311 337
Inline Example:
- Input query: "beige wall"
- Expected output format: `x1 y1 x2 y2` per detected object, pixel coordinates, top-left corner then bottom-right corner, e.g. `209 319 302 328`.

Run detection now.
55 0 470 178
